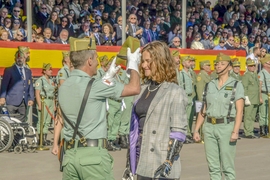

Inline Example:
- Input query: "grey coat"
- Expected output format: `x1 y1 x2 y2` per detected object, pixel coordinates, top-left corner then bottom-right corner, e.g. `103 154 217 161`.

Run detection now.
130 82 188 179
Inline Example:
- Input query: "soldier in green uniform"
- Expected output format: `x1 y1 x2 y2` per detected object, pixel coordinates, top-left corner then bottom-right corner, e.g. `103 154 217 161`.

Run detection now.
258 55 270 136
58 37 140 179
242 59 260 138
95 55 110 78
230 58 242 81
56 51 71 86
171 50 181 84
194 53 245 180
35 63 56 145
179 56 194 143
196 60 211 102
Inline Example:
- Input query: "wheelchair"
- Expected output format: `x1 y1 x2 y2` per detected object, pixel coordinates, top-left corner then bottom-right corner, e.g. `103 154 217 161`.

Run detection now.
0 107 38 153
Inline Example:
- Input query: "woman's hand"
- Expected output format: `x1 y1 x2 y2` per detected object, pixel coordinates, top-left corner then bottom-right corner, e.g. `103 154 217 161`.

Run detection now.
193 132 201 142
51 144 58 155
230 132 238 142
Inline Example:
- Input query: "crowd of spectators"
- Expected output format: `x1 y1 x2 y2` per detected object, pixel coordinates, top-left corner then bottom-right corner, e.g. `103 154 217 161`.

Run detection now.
0 0 269 57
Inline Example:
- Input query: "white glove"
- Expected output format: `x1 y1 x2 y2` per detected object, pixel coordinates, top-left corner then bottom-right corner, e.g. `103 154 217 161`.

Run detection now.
126 47 141 77
102 57 121 86
106 98 109 111
245 96 251 106
121 99 126 111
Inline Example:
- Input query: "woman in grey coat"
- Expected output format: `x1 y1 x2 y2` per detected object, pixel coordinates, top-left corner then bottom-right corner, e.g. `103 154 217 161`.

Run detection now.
128 41 188 180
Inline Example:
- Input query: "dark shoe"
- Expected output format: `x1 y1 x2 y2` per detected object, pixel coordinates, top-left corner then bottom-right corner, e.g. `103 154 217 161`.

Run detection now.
265 126 269 135
107 140 121 151
119 135 128 149
245 135 258 139
43 134 51 146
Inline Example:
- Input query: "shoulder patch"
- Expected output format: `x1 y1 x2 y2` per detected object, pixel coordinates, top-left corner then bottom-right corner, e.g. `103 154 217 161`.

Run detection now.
258 75 260 79
197 76 201 81
102 79 114 86
59 73 63 77
35 82 39 87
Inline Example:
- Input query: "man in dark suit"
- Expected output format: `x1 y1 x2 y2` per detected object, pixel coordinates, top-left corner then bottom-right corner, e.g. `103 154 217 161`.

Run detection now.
142 21 154 44
35 4 49 27
114 16 124 46
0 51 34 122
126 14 142 39
10 6 22 24
43 28 54 44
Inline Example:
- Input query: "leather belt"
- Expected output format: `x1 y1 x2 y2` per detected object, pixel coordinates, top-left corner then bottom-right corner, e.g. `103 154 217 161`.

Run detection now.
109 97 122 103
261 91 268 94
207 117 235 124
65 139 107 149
187 93 192 96
45 97 54 100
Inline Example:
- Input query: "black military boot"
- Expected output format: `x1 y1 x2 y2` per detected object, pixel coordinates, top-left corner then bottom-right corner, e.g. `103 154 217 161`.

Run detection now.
43 134 51 146
119 135 128 149
260 126 266 137
265 126 269 136
107 139 121 151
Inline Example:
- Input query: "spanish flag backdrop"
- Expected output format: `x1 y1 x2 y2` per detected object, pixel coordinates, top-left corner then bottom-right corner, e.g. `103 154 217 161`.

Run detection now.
0 42 247 76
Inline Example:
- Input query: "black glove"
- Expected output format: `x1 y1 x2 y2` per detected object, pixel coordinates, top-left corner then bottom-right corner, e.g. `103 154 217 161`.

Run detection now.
154 138 183 178
154 161 172 178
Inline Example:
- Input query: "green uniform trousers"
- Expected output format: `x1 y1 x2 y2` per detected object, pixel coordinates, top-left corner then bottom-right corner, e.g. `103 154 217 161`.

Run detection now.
259 94 269 126
107 99 122 141
244 104 258 136
37 99 54 134
203 121 236 180
118 97 133 136
186 96 194 136
62 143 114 180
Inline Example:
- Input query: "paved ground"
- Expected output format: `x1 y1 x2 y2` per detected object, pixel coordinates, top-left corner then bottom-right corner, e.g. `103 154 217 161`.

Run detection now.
1 125 270 180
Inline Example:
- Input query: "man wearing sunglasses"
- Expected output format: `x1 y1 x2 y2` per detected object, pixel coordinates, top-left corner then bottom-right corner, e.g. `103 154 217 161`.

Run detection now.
36 4 49 27
201 31 214 49
11 6 22 24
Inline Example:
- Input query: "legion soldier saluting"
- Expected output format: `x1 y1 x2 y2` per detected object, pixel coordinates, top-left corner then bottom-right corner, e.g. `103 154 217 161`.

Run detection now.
194 53 245 180
35 63 56 145
58 37 140 179
242 58 260 139
56 51 71 86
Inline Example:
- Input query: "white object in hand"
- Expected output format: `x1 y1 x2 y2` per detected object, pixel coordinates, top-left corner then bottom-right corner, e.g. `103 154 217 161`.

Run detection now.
121 99 126 111
102 57 121 86
245 96 251 106
126 47 141 77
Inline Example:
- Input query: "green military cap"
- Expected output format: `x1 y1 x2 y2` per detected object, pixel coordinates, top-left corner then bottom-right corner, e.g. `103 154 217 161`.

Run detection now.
69 37 96 52
15 51 24 59
99 55 108 63
42 63 52 70
246 58 256 66
116 36 140 68
18 46 30 54
181 56 191 63
261 54 270 65
200 60 210 66
232 58 240 67
62 51 70 58
171 50 180 57
190 56 196 61
106 56 115 66
215 53 231 63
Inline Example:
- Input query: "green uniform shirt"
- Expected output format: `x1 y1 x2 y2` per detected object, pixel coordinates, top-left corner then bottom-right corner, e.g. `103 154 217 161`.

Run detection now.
196 70 211 101
190 69 197 98
230 71 242 81
242 71 260 104
179 69 193 95
59 69 124 141
95 67 106 79
258 69 270 92
205 77 245 118
35 75 55 97
56 64 70 84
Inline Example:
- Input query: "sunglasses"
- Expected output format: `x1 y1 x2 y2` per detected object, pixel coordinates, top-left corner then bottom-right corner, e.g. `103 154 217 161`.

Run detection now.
42 8 47 10
173 41 180 43
96 19 101 21
220 41 225 43
5 21 11 23
17 34 23 37
92 26 98 28
13 22 20 24
13 10 20 12
131 17 137 19
62 20 68 22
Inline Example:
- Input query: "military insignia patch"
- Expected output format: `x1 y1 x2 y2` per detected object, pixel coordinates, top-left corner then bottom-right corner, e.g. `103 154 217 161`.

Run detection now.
59 73 63 77
225 86 233 90
35 82 39 87
197 76 201 81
